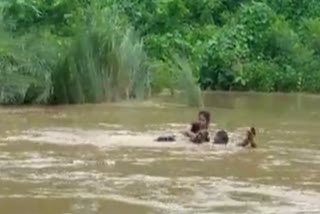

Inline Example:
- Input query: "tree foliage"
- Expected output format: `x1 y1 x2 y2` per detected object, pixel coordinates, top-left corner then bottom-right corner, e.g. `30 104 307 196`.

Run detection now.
1 0 320 104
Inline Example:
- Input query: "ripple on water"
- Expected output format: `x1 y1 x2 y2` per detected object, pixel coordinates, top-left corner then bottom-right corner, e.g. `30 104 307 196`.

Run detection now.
1 128 233 154
1 125 320 213
1 174 320 213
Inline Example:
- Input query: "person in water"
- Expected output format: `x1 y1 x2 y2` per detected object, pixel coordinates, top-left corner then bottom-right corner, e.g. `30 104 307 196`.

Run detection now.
183 110 210 144
156 110 211 144
213 127 257 148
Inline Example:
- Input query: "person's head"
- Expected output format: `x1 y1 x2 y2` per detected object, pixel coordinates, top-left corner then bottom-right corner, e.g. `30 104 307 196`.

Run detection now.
198 110 210 129
213 130 229 145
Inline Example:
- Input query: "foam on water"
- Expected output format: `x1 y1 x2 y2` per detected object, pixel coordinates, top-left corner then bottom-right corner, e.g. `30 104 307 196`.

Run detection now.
1 127 211 150
1 93 320 214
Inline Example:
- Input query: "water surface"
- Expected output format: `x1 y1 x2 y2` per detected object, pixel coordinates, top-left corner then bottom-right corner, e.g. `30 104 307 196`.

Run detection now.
0 92 320 214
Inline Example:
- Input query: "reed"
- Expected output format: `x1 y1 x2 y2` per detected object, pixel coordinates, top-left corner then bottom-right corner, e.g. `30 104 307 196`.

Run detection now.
51 6 150 104
172 54 203 108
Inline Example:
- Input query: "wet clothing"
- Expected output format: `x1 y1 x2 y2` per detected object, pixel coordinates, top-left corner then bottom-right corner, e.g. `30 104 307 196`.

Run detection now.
191 130 210 144
156 121 210 144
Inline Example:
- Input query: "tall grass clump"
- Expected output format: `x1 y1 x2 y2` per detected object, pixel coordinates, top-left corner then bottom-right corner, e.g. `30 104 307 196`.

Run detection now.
0 5 61 105
51 6 151 104
172 54 203 107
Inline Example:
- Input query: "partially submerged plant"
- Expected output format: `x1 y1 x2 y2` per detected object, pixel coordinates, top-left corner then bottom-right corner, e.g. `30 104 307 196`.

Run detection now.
172 54 203 108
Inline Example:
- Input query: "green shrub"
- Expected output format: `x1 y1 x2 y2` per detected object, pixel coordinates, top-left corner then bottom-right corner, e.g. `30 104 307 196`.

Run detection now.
2 0 320 106
51 6 150 104
173 54 203 107
0 30 62 104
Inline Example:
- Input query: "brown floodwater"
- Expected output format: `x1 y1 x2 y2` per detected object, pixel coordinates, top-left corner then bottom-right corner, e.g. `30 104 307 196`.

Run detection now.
0 92 320 214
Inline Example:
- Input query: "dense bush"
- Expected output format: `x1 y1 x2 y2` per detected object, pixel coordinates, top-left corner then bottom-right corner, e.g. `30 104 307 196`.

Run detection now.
51 7 150 104
0 0 320 105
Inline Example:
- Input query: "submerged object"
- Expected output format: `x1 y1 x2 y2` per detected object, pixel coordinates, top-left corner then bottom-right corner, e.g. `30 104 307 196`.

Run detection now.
155 134 176 142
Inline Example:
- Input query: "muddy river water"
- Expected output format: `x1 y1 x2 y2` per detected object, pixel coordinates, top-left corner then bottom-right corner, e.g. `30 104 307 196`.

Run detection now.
0 92 320 214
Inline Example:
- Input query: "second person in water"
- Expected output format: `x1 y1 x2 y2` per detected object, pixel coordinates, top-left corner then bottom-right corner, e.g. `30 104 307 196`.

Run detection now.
182 110 211 144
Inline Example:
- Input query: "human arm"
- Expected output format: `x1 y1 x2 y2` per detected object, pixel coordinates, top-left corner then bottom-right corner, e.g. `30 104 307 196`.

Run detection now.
182 130 197 139
190 129 209 144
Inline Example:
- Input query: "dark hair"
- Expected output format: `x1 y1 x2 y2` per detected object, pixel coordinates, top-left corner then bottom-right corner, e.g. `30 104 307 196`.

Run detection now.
213 130 229 144
155 134 176 142
198 110 210 124
191 122 201 133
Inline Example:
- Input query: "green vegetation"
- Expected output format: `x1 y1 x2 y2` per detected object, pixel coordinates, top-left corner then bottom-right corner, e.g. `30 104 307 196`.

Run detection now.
0 0 320 105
